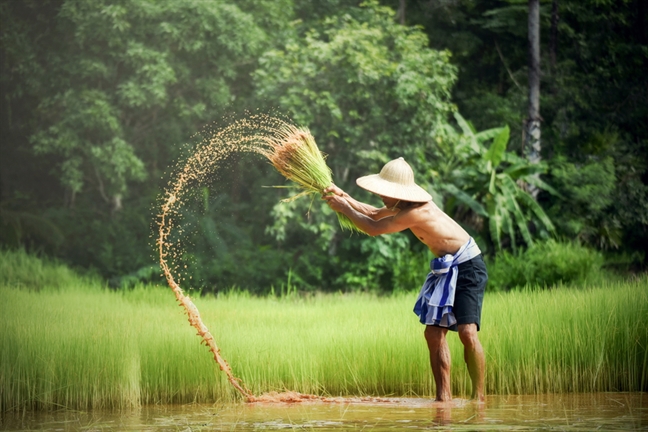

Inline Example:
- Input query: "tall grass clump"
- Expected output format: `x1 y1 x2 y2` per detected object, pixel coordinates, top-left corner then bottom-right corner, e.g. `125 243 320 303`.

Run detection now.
1 250 646 410
486 240 605 291
0 248 102 290
258 125 362 233
480 278 648 395
0 283 237 411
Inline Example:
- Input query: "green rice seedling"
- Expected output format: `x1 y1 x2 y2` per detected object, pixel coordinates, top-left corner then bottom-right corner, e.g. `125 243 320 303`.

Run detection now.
258 124 362 233
1 251 646 410
2 279 646 410
480 279 648 395
0 283 235 411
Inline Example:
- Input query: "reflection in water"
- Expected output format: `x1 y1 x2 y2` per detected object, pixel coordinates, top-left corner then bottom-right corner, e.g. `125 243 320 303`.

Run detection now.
433 405 452 426
1 393 645 431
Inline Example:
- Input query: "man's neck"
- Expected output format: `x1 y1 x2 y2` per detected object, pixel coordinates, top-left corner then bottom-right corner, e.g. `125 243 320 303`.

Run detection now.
396 200 426 210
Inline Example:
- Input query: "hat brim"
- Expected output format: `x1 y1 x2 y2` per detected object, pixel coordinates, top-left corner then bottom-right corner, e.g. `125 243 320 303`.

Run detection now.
356 174 432 202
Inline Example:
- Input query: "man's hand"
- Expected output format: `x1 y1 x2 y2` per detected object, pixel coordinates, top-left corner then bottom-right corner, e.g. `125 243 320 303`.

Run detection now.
322 188 350 213
323 184 345 197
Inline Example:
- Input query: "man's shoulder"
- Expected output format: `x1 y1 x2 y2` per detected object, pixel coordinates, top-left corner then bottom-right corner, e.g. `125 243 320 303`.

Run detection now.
401 201 435 215
394 201 433 223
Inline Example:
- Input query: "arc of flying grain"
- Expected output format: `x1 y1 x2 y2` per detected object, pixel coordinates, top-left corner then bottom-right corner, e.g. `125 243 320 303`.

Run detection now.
159 207 255 401
156 131 257 402
155 115 356 404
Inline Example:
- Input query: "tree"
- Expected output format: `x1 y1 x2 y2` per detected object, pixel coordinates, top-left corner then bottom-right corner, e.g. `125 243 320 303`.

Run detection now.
1 0 279 212
0 0 287 278
254 1 458 290
256 2 457 184
390 0 647 260
525 0 542 199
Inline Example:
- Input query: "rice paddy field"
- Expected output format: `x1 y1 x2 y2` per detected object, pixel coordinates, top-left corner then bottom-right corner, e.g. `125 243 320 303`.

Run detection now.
1 250 647 412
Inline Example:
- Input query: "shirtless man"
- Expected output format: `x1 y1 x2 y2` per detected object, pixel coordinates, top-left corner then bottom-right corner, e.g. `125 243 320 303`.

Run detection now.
322 157 488 402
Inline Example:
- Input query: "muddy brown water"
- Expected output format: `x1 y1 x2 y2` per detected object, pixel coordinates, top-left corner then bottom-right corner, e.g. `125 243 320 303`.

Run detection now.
2 393 645 431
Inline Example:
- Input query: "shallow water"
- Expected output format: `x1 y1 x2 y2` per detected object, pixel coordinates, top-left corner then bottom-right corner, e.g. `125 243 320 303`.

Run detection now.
2 393 645 431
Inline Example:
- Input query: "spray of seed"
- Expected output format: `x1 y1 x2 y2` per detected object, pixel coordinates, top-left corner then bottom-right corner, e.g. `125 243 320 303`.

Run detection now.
156 114 357 403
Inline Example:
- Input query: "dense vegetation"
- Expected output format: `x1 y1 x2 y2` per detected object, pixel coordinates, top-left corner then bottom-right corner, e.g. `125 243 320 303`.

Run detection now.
1 250 646 410
1 0 646 293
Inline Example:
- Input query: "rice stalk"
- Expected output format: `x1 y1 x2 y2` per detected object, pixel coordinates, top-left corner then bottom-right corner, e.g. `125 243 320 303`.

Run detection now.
258 125 363 233
2 263 647 410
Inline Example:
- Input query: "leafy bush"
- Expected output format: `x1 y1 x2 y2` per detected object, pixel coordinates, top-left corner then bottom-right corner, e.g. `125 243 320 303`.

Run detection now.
0 248 102 290
391 247 435 294
547 155 619 248
486 240 604 291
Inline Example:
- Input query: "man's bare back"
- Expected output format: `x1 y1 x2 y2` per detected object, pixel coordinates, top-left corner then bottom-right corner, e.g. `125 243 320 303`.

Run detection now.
404 201 471 257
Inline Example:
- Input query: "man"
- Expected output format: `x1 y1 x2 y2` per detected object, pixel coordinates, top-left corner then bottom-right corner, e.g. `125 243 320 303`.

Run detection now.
322 157 488 402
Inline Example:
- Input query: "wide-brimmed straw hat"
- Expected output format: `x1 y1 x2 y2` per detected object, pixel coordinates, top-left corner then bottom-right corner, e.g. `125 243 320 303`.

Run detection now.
356 157 432 202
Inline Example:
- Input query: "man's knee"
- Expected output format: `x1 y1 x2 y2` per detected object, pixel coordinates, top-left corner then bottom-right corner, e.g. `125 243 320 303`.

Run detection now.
458 323 480 348
424 325 447 345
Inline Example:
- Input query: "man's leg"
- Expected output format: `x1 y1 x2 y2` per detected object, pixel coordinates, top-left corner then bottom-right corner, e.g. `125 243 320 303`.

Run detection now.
424 325 452 401
457 323 485 401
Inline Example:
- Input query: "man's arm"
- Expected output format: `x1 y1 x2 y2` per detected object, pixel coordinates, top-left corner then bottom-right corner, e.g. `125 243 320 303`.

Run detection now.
322 192 414 236
323 185 398 221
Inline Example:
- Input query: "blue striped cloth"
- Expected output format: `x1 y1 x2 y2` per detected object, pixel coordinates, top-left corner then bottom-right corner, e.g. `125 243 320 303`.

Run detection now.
413 238 482 327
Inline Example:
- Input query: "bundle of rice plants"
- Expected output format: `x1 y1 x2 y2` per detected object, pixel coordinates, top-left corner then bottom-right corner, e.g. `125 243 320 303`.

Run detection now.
258 125 363 233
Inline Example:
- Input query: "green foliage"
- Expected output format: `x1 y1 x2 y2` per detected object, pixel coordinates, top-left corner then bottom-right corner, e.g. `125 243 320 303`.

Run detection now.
0 0 294 284
1 0 280 205
0 204 64 250
399 0 648 259
253 1 459 290
37 194 159 282
334 232 411 291
254 0 457 185
486 240 605 291
1 0 645 290
432 114 556 253
0 248 102 290
547 155 621 249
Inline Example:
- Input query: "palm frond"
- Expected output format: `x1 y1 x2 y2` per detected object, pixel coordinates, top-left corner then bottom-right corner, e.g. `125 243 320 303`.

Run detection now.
484 125 509 169
518 191 556 232
523 174 562 197
502 207 517 252
487 197 503 250
439 183 488 217
500 175 534 246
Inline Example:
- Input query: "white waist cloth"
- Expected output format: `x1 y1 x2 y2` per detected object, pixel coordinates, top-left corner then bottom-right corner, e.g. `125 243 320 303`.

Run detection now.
413 237 482 327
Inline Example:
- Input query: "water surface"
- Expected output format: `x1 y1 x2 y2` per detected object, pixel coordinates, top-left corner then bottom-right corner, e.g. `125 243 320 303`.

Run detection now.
2 393 645 431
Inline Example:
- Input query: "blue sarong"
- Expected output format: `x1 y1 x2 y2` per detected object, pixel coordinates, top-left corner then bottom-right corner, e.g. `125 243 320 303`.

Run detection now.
413 238 482 327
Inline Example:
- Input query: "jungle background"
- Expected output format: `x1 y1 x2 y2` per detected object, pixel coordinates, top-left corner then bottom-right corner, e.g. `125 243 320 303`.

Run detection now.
1 0 646 294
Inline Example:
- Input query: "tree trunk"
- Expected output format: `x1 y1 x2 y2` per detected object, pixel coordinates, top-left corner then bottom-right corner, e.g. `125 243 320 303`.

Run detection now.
397 0 406 25
111 194 122 216
525 0 541 199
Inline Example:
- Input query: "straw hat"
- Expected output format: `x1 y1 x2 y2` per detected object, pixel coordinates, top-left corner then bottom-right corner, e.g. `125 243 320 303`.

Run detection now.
356 157 432 202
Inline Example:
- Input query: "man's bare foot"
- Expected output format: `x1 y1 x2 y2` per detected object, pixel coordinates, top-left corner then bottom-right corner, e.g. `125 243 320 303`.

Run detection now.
471 394 486 403
432 398 456 408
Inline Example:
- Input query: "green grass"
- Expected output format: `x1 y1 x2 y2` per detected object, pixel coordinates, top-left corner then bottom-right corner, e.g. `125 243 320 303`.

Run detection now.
0 248 102 290
1 250 647 411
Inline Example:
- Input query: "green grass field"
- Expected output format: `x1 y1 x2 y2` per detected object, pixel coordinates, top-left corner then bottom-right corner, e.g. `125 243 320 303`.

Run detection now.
1 250 646 410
